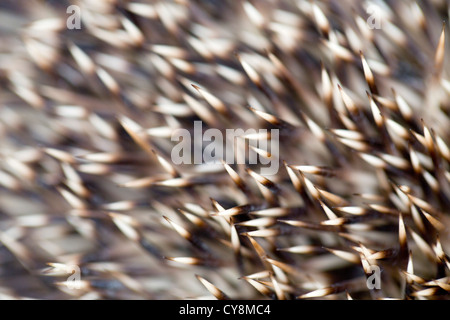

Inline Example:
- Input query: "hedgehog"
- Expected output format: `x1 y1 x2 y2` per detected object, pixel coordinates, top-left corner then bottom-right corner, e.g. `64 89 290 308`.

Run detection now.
0 0 449 300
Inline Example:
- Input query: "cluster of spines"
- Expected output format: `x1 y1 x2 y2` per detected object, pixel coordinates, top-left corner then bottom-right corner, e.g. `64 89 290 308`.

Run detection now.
0 0 449 299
